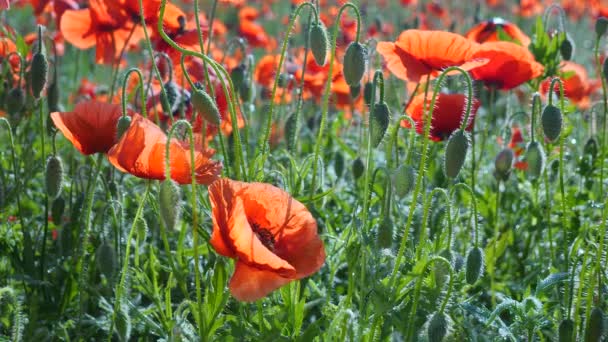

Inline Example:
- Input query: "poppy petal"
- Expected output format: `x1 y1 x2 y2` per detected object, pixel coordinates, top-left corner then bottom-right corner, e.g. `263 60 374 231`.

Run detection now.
229 261 292 302
60 9 97 49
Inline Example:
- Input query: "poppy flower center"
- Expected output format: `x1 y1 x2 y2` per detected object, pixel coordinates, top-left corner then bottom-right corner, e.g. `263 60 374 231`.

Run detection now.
251 222 275 252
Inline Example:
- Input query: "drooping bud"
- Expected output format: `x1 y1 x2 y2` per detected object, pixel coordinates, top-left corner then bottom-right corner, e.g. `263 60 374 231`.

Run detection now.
559 36 573 61
343 42 367 86
363 81 373 106
586 307 604 342
350 83 361 99
30 25 48 99
191 83 221 126
161 81 180 114
427 312 449 342
6 87 25 113
370 102 390 148
159 180 181 231
352 157 364 180
524 141 545 180
596 17 608 38
393 164 415 198
541 104 563 142
309 21 329 66
494 148 514 181
116 115 132 141
444 130 470 179
376 216 394 249
46 155 63 199
465 246 484 284
558 319 574 342
230 63 246 92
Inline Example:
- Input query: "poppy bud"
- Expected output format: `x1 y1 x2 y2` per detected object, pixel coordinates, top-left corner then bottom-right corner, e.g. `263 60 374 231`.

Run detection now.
343 42 367 86
30 52 48 99
352 157 364 179
240 80 254 103
370 101 390 148
363 81 374 106
444 130 469 179
494 148 514 181
161 81 180 114
159 180 181 231
434 249 453 288
309 21 329 66
376 216 393 249
559 36 574 61
191 84 221 126
584 137 598 158
393 164 415 198
46 155 63 199
334 151 345 178
278 73 292 88
465 246 484 284
349 83 361 99
95 241 116 279
116 115 132 141
524 141 545 180
603 57 608 84
47 79 59 112
586 307 604 342
51 196 65 225
6 87 25 113
596 17 608 37
115 304 131 341
541 104 562 142
558 319 574 342
230 63 246 91
427 312 449 342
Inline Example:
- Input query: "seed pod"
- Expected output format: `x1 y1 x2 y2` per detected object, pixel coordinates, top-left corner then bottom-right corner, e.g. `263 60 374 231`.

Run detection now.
230 63 246 91
116 115 132 141
465 246 484 284
30 52 48 99
343 42 367 86
191 85 221 126
494 148 514 181
334 151 345 178
560 36 574 61
350 83 361 99
524 141 545 180
51 196 65 225
558 319 574 342
376 216 393 249
541 104 562 142
363 81 374 106
159 180 181 231
427 312 449 342
46 155 63 199
370 102 390 148
352 157 364 180
95 242 116 279
596 17 608 37
585 307 604 342
309 21 329 66
161 81 180 114
6 87 25 113
444 130 469 179
393 164 415 198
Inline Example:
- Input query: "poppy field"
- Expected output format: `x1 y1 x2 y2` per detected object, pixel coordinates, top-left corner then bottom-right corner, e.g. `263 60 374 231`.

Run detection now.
2 0 608 340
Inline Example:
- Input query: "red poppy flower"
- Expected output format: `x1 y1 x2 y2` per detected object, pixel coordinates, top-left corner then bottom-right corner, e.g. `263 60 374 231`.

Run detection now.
465 18 531 46
376 30 488 83
401 93 479 141
51 100 130 155
208 178 325 302
470 41 544 90
107 115 222 185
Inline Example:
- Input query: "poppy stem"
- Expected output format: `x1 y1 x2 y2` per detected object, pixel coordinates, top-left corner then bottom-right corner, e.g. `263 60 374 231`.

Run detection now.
530 92 542 143
121 68 147 118
415 188 449 261
450 183 479 248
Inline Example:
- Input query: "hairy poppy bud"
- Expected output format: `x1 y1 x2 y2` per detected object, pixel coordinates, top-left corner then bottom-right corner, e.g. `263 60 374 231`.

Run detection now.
6 87 25 113
51 196 65 225
494 148 514 181
309 21 329 66
96 242 116 279
161 81 180 114
343 42 367 86
376 216 394 249
352 157 364 179
350 83 361 99
334 151 345 178
159 180 181 231
596 17 608 37
525 141 545 180
191 84 221 126
30 52 48 99
541 104 562 142
559 36 573 61
393 164 415 198
116 115 132 141
363 81 374 106
46 155 63 199
586 307 604 342
427 312 449 342
370 102 390 147
444 130 469 179
285 113 298 150
230 63 246 91
47 79 59 112
465 246 484 284
558 319 574 342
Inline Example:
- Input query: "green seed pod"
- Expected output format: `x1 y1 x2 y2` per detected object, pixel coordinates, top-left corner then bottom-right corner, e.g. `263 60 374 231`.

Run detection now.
541 104 563 142
585 307 604 342
427 312 449 342
191 85 221 126
95 242 116 279
334 151 345 178
46 155 63 199
343 42 367 86
560 36 574 61
230 63 246 91
363 81 373 106
558 319 574 342
116 115 132 141
350 83 361 99
524 141 546 180
309 21 329 66
393 164 415 198
6 87 25 113
51 196 65 225
159 180 181 231
376 216 394 249
352 157 364 180
494 148 514 181
161 81 180 114
596 17 608 37
444 130 470 179
370 102 390 148
465 246 484 285
30 52 48 99
115 303 131 341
